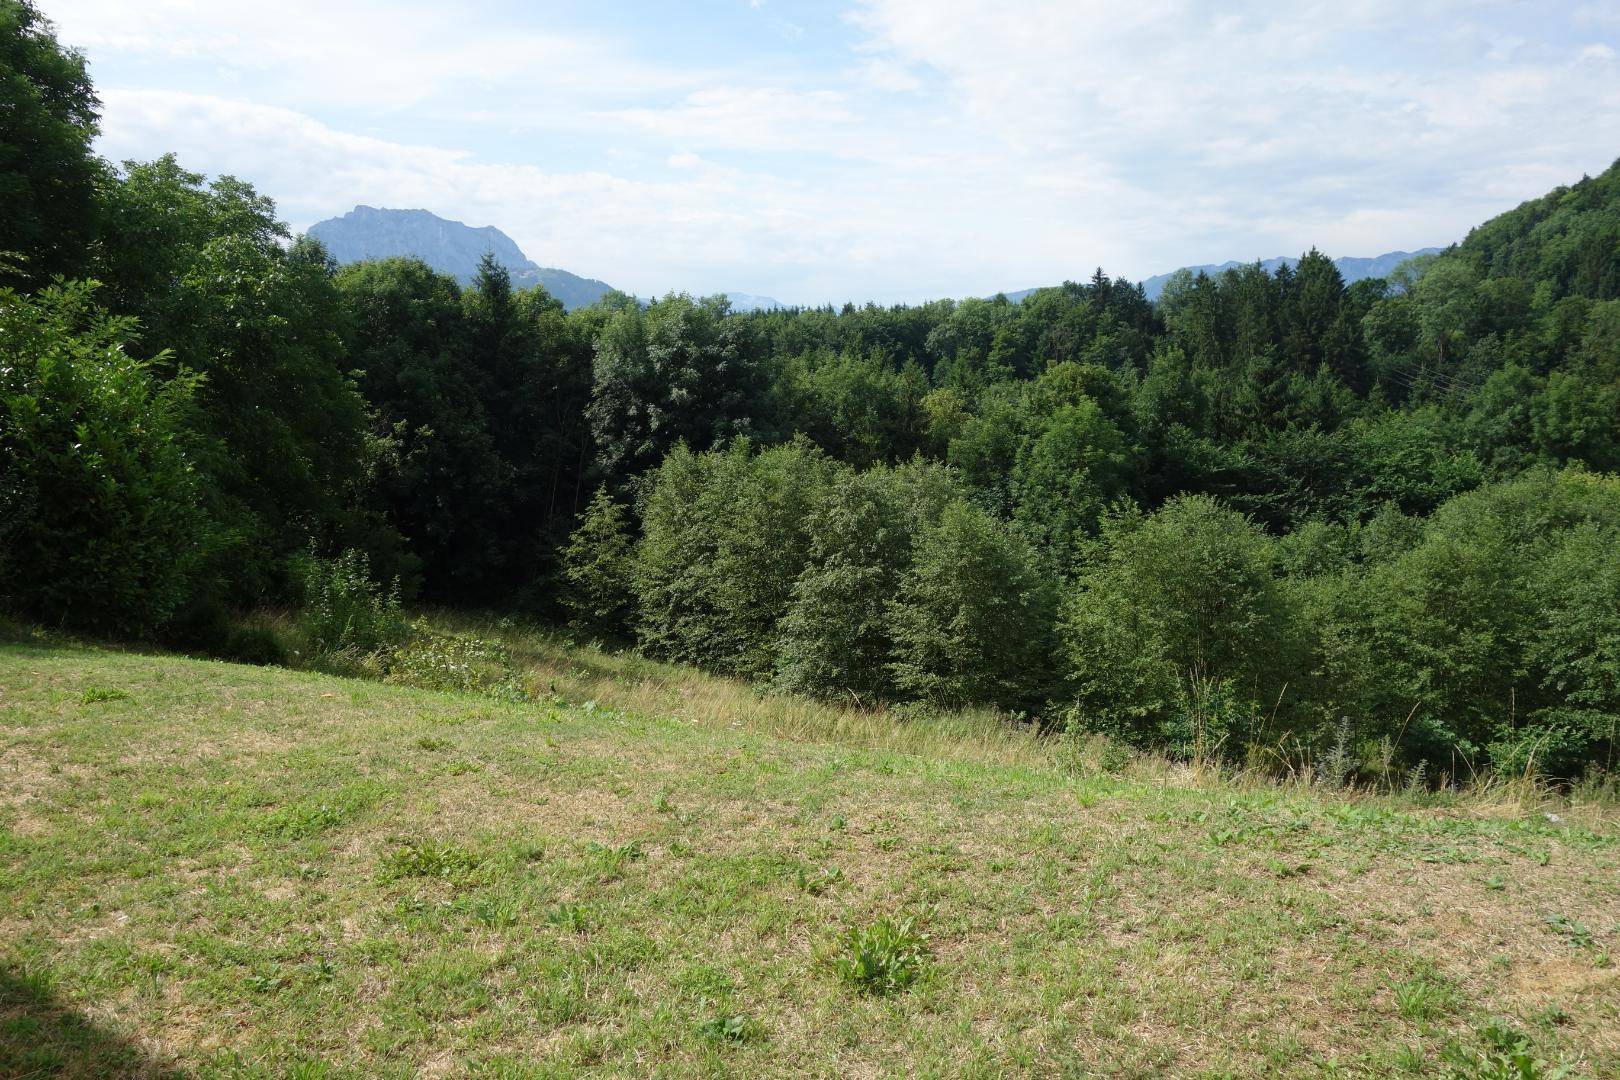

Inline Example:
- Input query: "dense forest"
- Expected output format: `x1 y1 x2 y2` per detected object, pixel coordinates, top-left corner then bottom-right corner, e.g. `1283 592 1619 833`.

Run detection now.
4 0 1619 780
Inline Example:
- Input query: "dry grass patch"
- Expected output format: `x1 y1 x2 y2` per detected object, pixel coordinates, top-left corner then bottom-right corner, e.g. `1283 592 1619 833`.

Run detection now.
2 638 1617 1077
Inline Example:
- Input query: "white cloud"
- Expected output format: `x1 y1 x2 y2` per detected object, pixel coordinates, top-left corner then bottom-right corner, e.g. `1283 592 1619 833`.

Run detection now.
40 0 1620 302
45 0 694 114
599 87 859 152
93 89 1008 303
844 0 1620 273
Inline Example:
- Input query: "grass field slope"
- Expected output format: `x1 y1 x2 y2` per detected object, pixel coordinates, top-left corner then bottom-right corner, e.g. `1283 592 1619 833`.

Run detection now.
2 636 1618 1078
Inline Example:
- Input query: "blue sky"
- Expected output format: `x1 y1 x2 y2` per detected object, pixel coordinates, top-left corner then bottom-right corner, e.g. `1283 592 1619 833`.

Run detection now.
38 0 1620 305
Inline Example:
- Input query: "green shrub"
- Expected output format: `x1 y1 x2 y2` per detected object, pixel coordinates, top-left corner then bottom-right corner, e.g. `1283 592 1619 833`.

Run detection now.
1059 495 1303 755
220 618 293 666
1011 398 1134 571
886 500 1058 711
560 486 636 640
382 622 528 701
300 549 406 658
1321 469 1620 775
0 282 206 635
832 916 927 996
774 461 960 702
633 438 836 676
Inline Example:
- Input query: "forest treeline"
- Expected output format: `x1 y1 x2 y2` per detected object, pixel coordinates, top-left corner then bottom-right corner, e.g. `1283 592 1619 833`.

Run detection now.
3 1 1619 778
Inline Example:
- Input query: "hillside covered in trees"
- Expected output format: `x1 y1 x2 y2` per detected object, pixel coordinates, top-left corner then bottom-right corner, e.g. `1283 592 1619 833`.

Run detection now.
4 0 1619 782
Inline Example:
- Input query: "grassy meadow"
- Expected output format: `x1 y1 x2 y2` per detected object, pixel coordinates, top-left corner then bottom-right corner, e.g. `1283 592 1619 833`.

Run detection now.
2 628 1617 1077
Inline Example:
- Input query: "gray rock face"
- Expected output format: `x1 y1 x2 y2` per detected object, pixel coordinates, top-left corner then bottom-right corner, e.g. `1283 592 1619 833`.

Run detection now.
307 206 619 310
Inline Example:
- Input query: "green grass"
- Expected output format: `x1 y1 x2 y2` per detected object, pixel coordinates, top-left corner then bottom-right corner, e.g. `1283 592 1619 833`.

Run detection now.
2 636 1618 1077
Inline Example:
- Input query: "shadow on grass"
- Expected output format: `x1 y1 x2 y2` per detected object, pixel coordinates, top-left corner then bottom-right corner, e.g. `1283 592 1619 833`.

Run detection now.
0 965 180 1078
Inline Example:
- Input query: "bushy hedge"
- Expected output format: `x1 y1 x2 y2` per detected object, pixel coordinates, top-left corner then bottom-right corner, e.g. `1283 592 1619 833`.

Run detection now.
0 282 206 634
888 499 1058 711
300 548 406 658
1059 495 1303 756
560 486 636 640
1305 469 1620 776
564 440 1619 778
631 438 837 676
773 461 956 703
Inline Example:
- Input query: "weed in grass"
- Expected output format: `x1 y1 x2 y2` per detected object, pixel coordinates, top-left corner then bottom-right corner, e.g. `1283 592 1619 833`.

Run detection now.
474 897 520 928
533 971 589 1024
259 802 345 839
1393 1044 1426 1072
414 735 451 751
585 840 644 880
1439 1019 1571 1080
1403 760 1429 798
697 1014 758 1044
1394 975 1455 1021
1317 717 1355 790
1266 857 1311 878
795 865 843 895
546 903 590 933
832 916 926 995
79 685 130 704
302 957 336 984
242 971 286 994
446 760 480 775
674 964 735 998
384 624 529 702
1545 913 1595 950
1085 735 1130 775
1530 1004 1570 1028
378 840 482 882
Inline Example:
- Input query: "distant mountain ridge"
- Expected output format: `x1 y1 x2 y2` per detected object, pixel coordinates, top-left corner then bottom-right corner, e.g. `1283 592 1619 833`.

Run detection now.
307 206 619 310
1002 248 1445 304
307 206 784 312
722 293 785 312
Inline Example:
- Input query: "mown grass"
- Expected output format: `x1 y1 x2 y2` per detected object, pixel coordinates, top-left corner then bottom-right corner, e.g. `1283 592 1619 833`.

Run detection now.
2 633 1618 1077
